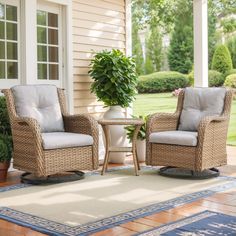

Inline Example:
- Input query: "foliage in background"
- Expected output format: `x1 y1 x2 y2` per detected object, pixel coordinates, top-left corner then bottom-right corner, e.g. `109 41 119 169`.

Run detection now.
137 71 189 93
125 115 147 142
208 70 225 87
227 36 236 69
188 70 225 87
168 0 193 74
225 69 236 77
224 74 236 88
132 16 145 75
211 45 233 74
0 96 12 162
145 26 163 74
89 49 138 108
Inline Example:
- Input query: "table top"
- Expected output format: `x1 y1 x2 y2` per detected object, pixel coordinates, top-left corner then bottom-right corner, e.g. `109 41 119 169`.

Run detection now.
98 118 145 125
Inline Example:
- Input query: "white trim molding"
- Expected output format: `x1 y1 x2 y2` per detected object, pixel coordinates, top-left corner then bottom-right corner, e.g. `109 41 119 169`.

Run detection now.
193 0 209 87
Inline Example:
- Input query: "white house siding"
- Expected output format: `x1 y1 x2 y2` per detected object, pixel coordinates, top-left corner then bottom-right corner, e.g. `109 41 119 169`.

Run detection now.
72 0 126 118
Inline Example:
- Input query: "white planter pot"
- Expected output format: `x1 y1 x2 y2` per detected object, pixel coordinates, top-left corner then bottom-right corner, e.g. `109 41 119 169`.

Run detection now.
103 106 127 163
136 139 146 162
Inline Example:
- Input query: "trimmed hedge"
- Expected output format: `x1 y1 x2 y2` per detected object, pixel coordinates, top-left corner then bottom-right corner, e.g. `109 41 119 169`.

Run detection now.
209 70 225 87
224 69 236 78
224 74 236 88
211 45 233 74
137 71 189 93
187 70 225 87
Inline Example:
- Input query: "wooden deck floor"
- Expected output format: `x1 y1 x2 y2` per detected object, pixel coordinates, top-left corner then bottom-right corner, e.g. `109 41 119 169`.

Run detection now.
0 146 236 236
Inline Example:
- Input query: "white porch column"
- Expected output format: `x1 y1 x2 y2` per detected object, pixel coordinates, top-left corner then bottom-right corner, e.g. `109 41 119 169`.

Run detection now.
193 0 209 87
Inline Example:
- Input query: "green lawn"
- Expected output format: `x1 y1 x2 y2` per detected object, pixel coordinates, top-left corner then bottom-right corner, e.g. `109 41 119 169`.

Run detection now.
133 93 236 146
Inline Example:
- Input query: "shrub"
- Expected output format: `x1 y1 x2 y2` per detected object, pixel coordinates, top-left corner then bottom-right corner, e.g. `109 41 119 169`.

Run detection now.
137 71 189 93
224 74 236 88
187 70 225 87
89 49 138 108
211 45 233 74
0 96 12 162
224 69 236 78
209 70 225 87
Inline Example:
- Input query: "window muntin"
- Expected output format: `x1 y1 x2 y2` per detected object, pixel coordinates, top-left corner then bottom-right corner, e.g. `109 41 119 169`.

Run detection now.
0 2 18 80
37 10 59 80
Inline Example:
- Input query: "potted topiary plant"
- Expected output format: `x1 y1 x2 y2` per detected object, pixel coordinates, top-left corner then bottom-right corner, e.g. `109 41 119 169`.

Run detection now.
125 116 147 162
0 96 12 182
89 49 138 163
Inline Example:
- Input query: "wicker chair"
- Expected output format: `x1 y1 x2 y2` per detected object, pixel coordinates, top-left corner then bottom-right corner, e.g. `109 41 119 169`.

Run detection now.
146 87 233 177
2 85 99 179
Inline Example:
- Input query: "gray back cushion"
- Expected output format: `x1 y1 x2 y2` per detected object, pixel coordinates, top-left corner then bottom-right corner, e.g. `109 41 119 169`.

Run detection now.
12 85 64 132
178 87 226 131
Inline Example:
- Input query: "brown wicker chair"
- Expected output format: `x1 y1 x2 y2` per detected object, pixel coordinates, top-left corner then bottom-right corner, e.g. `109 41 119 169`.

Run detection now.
2 86 99 179
146 88 233 178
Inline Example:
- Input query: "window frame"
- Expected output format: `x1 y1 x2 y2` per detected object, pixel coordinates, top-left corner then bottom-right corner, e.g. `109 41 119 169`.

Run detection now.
36 2 62 86
0 0 20 88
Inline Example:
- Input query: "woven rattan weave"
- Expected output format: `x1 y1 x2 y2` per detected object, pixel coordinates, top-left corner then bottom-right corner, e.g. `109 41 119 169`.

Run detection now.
2 88 99 177
146 89 233 172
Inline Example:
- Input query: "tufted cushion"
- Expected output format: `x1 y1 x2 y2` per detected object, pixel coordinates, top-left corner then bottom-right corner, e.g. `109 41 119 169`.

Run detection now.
42 132 93 150
178 87 226 131
12 85 64 132
149 131 198 147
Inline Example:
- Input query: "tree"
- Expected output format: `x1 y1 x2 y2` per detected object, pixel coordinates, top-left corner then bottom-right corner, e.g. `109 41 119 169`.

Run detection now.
211 45 233 73
132 17 144 75
227 36 236 68
145 26 162 73
168 0 193 74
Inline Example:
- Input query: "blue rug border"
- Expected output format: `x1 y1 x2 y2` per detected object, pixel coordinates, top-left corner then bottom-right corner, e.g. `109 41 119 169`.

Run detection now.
0 166 236 236
134 210 236 235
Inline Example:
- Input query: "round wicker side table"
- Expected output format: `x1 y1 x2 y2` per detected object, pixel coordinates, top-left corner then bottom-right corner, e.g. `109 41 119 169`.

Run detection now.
98 118 145 176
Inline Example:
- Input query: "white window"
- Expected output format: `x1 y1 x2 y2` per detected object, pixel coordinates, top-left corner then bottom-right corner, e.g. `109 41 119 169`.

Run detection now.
0 0 19 86
37 2 62 84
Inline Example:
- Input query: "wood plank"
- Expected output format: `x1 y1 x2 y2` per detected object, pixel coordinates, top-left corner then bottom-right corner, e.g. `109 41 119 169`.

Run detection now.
72 3 125 19
73 19 125 34
73 59 91 67
90 226 135 236
73 36 125 48
145 212 184 224
73 75 93 83
73 67 90 75
73 43 125 53
73 82 92 90
73 11 125 27
120 222 152 232
73 52 95 60
73 90 96 99
73 0 125 12
74 98 103 107
73 28 125 41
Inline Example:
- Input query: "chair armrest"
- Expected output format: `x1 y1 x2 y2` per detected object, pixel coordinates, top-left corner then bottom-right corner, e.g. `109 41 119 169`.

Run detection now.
198 115 228 135
13 117 43 143
146 112 180 134
63 114 99 137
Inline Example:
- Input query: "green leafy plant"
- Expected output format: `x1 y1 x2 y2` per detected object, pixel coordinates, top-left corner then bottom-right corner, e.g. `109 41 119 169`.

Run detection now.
224 74 236 88
125 115 147 142
0 96 12 163
89 49 138 108
211 45 233 74
188 70 225 87
137 71 189 93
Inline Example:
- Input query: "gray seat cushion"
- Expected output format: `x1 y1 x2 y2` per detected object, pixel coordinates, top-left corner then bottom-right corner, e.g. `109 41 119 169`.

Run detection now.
178 87 226 131
42 132 93 150
12 85 64 132
149 131 198 147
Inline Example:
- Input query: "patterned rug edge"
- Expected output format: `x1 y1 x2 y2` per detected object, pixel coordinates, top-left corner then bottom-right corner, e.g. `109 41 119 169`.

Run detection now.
134 210 236 235
0 167 236 236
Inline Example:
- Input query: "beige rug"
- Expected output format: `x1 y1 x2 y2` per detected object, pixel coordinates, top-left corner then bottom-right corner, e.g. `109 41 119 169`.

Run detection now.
0 166 235 228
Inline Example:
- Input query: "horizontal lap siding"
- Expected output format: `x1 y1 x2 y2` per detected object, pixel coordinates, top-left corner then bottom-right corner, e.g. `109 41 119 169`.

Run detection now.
72 0 126 118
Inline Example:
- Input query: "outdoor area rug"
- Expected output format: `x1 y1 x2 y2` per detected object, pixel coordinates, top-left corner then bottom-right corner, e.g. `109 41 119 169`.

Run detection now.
0 166 236 235
136 210 236 235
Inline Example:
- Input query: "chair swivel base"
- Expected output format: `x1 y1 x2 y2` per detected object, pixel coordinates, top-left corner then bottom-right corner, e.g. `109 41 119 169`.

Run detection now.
159 166 220 179
21 171 85 185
